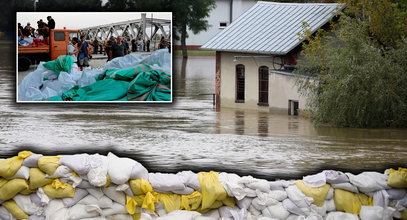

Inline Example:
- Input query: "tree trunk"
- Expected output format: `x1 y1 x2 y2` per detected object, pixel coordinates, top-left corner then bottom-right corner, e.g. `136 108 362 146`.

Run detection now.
181 24 188 59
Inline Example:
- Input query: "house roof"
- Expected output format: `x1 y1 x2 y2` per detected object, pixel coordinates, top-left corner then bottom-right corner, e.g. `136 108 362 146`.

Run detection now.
201 1 344 55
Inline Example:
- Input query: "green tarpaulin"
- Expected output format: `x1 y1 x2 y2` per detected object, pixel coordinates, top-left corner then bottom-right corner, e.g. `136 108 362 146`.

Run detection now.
43 55 74 77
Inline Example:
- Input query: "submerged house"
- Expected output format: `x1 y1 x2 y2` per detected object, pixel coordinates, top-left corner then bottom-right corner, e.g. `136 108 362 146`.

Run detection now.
201 1 343 115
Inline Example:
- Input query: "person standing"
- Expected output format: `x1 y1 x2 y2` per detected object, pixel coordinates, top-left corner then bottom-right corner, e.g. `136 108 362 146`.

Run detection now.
93 38 99 55
18 23 24 37
105 36 115 61
77 35 89 70
131 39 137 52
47 16 55 30
23 23 35 37
67 37 78 61
146 38 150 52
109 36 127 61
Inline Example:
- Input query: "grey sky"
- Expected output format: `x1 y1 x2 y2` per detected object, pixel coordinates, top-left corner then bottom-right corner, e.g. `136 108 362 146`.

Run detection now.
17 12 171 30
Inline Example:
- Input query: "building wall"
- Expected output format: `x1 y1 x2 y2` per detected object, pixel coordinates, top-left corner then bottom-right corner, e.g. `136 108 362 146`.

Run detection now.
219 51 308 114
174 0 256 47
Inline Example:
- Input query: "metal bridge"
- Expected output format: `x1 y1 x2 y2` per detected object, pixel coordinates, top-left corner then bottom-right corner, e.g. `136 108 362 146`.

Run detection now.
79 13 171 41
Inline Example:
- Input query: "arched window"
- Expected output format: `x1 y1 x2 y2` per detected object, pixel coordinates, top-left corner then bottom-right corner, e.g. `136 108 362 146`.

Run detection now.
235 64 245 103
258 66 269 105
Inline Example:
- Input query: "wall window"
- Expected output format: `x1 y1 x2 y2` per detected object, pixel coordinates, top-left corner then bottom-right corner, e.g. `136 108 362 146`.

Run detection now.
54 32 65 41
289 100 299 115
235 64 245 103
219 22 228 29
258 66 269 105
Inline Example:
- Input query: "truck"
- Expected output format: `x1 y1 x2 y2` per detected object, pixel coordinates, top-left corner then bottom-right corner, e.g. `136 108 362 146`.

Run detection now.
18 29 80 71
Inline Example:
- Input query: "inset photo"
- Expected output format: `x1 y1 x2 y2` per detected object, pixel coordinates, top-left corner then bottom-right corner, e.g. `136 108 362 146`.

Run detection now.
17 12 172 102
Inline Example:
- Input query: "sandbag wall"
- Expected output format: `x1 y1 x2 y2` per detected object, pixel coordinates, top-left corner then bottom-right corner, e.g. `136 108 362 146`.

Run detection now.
0 151 406 220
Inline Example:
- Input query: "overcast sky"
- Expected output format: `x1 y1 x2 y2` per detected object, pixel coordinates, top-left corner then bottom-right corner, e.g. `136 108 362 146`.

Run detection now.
17 12 171 30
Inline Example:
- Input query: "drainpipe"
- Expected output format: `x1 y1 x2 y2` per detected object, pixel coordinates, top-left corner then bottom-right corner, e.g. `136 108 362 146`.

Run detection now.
230 0 233 24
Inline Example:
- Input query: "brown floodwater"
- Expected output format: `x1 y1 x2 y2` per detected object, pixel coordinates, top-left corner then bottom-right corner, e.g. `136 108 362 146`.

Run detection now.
2 42 406 179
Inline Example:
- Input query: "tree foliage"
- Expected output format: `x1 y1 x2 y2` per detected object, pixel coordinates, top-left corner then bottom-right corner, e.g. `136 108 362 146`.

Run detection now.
37 0 103 11
296 0 407 128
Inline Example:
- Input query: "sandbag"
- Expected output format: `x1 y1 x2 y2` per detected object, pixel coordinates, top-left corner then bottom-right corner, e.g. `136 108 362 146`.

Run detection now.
60 154 92 175
37 156 61 176
262 202 290 219
156 210 201 220
2 200 29 219
198 172 235 210
295 180 330 206
149 173 187 194
67 203 100 220
323 170 349 184
177 171 201 191
239 176 270 193
218 172 247 200
0 206 14 220
303 172 326 188
103 186 126 205
333 189 372 214
101 202 128 216
346 172 389 193
43 55 74 77
29 168 53 190
331 182 359 193
78 194 113 208
129 179 153 196
387 168 407 188
359 206 396 220
42 179 75 198
0 178 29 200
62 188 89 207
0 151 33 178
107 153 140 185
23 154 43 169
7 166 30 180
286 185 314 208
325 211 359 220
13 194 42 216
87 155 108 187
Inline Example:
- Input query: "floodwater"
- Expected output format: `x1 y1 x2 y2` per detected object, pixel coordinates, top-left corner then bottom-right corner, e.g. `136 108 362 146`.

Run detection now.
3 42 407 179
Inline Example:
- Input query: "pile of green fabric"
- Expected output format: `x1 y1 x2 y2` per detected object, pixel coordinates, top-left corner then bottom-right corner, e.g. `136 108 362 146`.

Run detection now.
43 55 74 77
47 63 171 101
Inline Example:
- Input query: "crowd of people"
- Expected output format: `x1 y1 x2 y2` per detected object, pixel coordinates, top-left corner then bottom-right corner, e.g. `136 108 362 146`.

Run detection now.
18 16 55 40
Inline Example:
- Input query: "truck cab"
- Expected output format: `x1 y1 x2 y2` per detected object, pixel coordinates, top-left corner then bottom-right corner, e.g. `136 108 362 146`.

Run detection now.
18 29 80 71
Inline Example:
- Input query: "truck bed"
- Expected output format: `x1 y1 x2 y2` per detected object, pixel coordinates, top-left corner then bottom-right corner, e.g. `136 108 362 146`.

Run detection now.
18 45 49 54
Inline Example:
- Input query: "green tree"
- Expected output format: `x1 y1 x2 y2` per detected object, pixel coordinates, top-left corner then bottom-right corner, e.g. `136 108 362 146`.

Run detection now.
296 0 407 128
37 0 102 12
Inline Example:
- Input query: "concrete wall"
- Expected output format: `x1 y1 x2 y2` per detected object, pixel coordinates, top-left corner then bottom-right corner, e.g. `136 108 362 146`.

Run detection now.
174 0 255 46
219 52 308 114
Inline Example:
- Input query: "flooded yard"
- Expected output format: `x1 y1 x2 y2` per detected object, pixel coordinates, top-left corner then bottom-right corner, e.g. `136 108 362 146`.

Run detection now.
2 42 407 179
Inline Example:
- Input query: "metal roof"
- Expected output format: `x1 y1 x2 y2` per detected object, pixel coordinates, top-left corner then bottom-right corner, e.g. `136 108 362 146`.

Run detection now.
201 1 344 55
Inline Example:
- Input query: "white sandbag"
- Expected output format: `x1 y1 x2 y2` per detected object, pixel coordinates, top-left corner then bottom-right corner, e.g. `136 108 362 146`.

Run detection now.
41 87 58 99
325 199 336 212
386 188 406 200
269 181 285 191
323 170 349 184
0 206 15 220
67 203 100 220
36 188 50 206
286 185 314 208
330 182 359 193
101 202 127 216
106 214 132 220
195 216 217 220
45 199 68 220
244 188 257 198
177 171 201 191
237 197 253 210
262 202 290 220
359 206 396 220
303 172 326 188
60 154 92 175
325 212 359 220
202 209 220 219
219 207 247 220
13 194 43 216
50 165 71 178
78 195 113 208
87 155 108 187
107 153 137 185
258 217 278 220
18 63 47 101
309 204 326 217
87 188 105 200
371 189 389 207
148 173 188 193
63 188 89 207
219 172 247 200
346 172 389 193
305 213 323 220
155 203 166 217
77 180 93 189
249 205 262 216
116 184 134 197
156 210 201 220
286 214 304 220
129 162 148 180
80 217 106 220
7 166 30 180
394 196 407 211
102 186 126 205
78 69 104 87
172 187 194 195
326 187 334 200
240 176 270 193
29 215 46 220
282 199 309 216
23 154 43 168
269 190 288 201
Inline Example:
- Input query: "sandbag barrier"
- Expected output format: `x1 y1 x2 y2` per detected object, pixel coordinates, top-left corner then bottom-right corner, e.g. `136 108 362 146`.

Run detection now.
0 151 405 220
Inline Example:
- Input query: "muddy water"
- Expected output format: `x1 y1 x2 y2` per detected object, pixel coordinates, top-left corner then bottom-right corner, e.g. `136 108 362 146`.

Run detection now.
2 42 407 179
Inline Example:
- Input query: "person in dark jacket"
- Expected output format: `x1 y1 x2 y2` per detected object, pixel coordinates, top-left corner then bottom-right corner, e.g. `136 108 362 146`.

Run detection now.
47 16 55 30
109 36 127 61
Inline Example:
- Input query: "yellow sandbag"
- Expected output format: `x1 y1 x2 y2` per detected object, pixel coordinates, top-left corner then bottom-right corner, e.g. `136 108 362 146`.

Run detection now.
295 180 330 207
334 189 373 214
37 156 61 176
181 191 202 211
158 193 182 213
20 188 36 195
130 179 153 195
126 195 139 215
0 151 33 178
0 178 29 200
42 179 75 198
29 168 53 189
198 171 235 210
2 200 29 219
400 209 407 220
387 168 407 188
